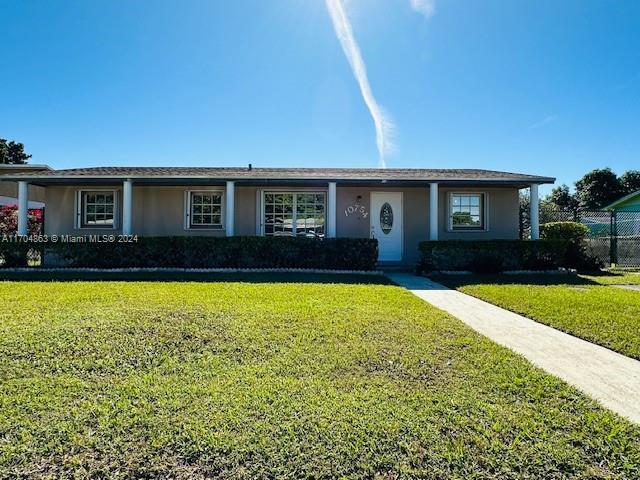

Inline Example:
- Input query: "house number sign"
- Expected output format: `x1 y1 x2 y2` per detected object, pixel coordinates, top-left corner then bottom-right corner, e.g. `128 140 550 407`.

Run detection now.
344 204 368 218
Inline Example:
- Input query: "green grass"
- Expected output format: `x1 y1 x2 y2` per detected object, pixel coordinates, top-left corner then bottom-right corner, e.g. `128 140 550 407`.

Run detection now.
435 274 640 360
585 272 640 285
0 270 392 284
1 280 639 478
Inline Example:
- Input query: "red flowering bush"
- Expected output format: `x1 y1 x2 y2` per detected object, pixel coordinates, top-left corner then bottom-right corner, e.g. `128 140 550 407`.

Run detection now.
0 205 43 235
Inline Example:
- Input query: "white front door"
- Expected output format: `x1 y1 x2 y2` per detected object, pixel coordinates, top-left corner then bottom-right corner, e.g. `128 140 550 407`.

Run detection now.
370 192 403 261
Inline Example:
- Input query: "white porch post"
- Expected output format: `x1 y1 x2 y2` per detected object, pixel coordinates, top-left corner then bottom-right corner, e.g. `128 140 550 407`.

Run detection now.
17 181 29 236
429 182 438 241
530 183 540 240
226 181 235 236
327 182 337 238
122 179 133 235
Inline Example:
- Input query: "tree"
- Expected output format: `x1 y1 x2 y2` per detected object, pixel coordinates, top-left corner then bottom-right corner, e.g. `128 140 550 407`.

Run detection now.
619 170 640 195
574 168 622 210
519 190 530 239
546 184 579 215
0 138 31 164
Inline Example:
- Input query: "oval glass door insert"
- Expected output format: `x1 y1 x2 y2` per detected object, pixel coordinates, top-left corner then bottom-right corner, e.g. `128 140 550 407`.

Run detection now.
380 202 393 234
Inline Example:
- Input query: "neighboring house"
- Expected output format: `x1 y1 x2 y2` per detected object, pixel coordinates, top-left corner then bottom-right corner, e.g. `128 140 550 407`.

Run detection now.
605 189 640 236
605 189 640 213
1 167 554 264
0 164 51 209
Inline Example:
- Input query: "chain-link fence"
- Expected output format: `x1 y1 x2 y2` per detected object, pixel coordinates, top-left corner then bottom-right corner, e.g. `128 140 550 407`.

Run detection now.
538 205 640 267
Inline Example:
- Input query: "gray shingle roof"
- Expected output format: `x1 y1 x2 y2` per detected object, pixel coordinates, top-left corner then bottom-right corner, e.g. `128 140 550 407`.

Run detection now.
1 166 555 183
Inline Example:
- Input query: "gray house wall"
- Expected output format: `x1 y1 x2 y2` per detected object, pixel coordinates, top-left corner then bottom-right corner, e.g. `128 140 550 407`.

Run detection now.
337 186 519 264
43 184 520 264
0 182 46 204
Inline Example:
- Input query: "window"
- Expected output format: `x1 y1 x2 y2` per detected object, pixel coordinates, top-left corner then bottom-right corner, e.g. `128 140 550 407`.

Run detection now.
80 191 116 228
450 193 485 230
263 192 325 237
188 191 223 229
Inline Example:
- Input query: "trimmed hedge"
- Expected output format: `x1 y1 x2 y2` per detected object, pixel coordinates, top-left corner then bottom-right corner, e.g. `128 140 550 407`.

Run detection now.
0 242 43 268
27 236 379 271
418 240 570 273
540 222 589 243
540 221 601 271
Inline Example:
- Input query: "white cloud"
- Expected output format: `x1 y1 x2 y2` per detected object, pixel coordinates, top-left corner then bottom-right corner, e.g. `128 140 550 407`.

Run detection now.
410 0 436 19
325 0 394 168
528 115 558 130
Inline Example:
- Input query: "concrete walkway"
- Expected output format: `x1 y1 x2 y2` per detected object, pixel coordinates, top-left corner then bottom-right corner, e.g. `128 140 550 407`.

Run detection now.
388 273 640 424
614 284 640 292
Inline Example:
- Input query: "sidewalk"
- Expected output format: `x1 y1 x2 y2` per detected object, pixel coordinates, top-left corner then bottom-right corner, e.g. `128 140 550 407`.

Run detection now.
388 273 640 424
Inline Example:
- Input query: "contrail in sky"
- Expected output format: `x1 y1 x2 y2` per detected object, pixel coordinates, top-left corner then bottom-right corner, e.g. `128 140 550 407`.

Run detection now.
325 0 393 168
410 0 436 19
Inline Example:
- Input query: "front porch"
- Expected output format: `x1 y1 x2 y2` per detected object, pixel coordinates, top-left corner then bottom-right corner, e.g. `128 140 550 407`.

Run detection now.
3 167 551 264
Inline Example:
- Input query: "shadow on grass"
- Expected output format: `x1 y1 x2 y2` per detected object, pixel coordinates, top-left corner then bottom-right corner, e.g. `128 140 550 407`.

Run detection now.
430 273 601 288
0 270 393 285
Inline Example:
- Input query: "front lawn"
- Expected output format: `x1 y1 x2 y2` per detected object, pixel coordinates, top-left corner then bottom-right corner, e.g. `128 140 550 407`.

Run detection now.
585 272 640 285
1 279 639 478
435 274 640 360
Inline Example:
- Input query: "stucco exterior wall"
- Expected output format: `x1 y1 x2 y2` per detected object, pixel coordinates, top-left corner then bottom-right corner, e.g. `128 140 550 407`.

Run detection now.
45 185 241 237
0 181 46 204
437 187 520 241
45 186 123 236
235 186 258 235
336 186 429 264
43 183 521 264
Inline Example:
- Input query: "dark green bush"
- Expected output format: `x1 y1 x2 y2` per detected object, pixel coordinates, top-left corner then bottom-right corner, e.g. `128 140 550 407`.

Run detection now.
469 254 505 274
540 222 601 271
417 240 570 273
540 222 589 243
37 236 378 271
0 241 43 268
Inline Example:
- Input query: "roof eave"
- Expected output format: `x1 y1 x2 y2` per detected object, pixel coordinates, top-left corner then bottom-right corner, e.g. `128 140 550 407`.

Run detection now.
604 190 640 210
0 174 556 184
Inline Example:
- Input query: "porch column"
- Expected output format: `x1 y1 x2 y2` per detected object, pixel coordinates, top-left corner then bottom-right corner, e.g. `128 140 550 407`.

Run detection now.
17 181 29 236
122 179 133 235
530 183 540 240
226 181 235 236
327 182 337 238
429 182 438 240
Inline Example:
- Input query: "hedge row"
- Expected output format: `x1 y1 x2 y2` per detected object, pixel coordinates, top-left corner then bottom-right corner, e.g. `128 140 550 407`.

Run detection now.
0 242 42 268
1 236 379 271
418 240 570 273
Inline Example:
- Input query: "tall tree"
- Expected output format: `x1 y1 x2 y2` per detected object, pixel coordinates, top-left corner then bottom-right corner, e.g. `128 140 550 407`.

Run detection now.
0 138 31 164
518 191 530 239
546 184 579 214
619 170 640 195
574 168 622 210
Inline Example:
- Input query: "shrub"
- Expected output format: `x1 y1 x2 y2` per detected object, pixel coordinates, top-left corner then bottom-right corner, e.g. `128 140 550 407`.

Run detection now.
32 236 379 271
540 222 601 271
0 242 43 268
417 240 570 273
0 205 43 235
540 222 589 243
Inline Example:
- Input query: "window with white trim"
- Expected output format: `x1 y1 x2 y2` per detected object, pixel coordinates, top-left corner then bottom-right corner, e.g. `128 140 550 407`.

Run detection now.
263 192 325 237
187 191 223 229
450 193 485 230
80 191 116 228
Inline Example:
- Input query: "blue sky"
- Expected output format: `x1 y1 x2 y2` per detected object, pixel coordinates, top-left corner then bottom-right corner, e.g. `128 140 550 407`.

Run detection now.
1 0 638 194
